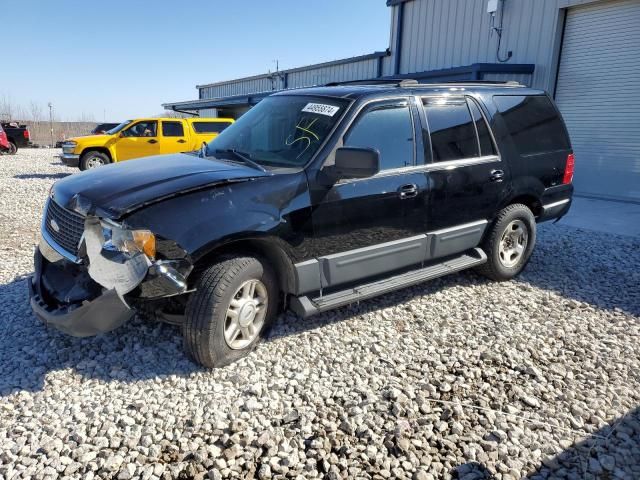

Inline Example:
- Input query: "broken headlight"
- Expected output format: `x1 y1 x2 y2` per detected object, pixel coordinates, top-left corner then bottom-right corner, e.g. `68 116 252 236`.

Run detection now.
101 221 156 259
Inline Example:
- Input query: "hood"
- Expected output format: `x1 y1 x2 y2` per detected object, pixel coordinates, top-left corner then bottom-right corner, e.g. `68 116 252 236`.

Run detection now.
70 134 116 145
52 153 270 219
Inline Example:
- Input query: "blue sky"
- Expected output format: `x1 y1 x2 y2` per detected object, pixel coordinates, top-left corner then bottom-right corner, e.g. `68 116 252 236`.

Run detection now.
1 1 390 122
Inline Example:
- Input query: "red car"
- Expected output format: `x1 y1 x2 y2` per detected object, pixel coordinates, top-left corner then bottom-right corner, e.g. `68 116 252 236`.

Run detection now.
0 124 10 153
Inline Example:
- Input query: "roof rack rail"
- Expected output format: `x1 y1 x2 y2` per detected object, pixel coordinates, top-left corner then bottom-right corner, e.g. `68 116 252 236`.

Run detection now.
325 78 419 87
435 80 523 86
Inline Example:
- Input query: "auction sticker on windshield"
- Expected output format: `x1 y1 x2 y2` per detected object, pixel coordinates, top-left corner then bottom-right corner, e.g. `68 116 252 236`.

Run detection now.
302 103 340 117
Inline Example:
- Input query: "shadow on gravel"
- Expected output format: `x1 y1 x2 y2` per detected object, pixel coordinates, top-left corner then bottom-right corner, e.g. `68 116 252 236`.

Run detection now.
518 223 640 317
14 172 71 180
0 276 200 397
452 406 640 479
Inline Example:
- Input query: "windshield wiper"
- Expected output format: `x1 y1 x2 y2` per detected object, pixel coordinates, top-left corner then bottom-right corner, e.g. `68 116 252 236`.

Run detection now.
212 148 268 173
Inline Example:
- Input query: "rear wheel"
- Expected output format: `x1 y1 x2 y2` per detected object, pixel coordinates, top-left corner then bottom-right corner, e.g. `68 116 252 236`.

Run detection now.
7 142 17 155
183 255 278 368
80 151 110 170
475 204 536 281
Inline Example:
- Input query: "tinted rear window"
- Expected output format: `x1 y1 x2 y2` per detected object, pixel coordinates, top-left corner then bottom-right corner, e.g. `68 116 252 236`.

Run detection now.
193 121 231 134
423 97 479 162
162 121 184 137
494 95 570 155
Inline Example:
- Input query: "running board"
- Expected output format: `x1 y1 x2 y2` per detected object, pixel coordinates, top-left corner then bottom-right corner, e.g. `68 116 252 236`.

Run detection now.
290 248 487 318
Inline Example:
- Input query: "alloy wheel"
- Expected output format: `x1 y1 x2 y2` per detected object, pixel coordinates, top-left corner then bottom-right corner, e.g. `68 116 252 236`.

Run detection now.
498 219 528 268
224 279 268 350
86 156 105 169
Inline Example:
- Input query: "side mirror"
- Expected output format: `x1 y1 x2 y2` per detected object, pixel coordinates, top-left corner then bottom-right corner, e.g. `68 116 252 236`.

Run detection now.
332 147 380 179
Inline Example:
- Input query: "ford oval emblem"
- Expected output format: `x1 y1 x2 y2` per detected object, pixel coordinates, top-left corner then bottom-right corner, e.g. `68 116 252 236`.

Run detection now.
50 219 60 233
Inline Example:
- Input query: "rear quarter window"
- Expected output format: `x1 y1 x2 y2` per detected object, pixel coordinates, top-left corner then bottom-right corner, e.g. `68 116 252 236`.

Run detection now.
494 95 570 156
192 121 232 134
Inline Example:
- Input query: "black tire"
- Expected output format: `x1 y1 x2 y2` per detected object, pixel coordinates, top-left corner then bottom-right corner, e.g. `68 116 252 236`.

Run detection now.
475 203 536 281
7 142 17 155
80 151 110 170
183 255 278 368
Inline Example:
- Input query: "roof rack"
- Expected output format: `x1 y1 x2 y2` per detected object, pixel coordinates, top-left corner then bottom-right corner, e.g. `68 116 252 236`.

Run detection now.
325 78 524 88
325 78 419 87
431 80 524 86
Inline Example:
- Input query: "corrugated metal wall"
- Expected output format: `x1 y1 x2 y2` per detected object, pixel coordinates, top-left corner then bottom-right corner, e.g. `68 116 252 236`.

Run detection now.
482 72 533 86
287 58 380 88
198 109 218 118
199 58 382 100
200 77 276 99
388 0 565 91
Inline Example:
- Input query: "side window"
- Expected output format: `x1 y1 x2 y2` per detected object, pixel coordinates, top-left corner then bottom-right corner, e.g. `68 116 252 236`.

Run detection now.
423 97 479 162
122 121 157 138
162 121 184 137
344 103 414 170
467 98 497 157
493 95 570 156
193 121 231 134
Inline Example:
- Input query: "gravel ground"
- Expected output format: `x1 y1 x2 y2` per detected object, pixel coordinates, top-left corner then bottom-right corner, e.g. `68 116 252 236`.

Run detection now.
1 149 639 480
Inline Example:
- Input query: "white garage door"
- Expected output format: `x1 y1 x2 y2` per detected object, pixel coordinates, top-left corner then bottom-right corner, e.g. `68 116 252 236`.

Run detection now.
555 0 640 202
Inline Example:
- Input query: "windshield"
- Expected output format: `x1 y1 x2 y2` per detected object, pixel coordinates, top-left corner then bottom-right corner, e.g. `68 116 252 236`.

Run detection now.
106 120 133 135
206 95 350 168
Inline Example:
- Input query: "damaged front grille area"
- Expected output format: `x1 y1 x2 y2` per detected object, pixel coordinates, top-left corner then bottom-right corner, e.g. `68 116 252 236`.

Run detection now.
44 199 85 256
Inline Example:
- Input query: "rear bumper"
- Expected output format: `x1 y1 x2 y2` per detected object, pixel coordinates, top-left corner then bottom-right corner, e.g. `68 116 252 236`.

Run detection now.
539 198 572 222
29 247 134 337
60 153 80 167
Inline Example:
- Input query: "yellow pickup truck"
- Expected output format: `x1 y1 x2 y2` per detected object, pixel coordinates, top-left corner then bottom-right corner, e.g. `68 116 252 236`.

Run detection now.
60 117 234 170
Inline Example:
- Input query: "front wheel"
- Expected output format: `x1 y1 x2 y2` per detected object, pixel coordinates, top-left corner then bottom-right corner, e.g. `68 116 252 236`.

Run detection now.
183 255 278 368
475 204 536 281
80 151 110 170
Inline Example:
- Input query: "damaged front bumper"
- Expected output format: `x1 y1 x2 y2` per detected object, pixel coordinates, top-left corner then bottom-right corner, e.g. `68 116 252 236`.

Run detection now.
30 217 192 337
30 247 134 337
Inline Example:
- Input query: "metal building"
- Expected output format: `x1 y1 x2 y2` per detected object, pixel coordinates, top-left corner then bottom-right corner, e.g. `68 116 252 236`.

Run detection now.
164 0 640 202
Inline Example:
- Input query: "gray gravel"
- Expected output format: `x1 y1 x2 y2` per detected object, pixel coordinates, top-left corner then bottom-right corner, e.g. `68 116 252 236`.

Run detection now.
1 149 639 480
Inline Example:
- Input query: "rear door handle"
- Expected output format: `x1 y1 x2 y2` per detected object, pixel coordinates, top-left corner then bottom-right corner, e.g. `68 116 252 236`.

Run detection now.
490 169 504 182
398 183 418 199
177 139 186 144
147 139 158 144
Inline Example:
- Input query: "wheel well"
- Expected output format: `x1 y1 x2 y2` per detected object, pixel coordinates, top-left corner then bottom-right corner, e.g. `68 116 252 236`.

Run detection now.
6 136 16 144
191 238 296 294
506 195 542 218
80 147 112 162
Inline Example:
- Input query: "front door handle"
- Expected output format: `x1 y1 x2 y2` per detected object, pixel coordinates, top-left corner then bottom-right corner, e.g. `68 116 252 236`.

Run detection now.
398 183 418 199
177 139 186 144
490 169 504 182
147 139 158 144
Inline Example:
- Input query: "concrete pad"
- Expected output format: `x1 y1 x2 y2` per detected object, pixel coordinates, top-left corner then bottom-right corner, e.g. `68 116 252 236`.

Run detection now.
558 196 640 237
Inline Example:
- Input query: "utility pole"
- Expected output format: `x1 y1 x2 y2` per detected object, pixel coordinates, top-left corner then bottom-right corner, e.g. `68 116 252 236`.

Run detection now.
47 102 54 147
270 59 283 91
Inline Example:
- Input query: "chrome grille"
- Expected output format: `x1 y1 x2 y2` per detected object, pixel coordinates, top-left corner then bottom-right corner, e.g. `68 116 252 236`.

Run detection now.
44 199 85 256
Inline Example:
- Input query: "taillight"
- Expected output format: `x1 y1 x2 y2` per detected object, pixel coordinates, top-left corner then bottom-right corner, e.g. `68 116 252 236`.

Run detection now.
24 129 30 139
562 153 575 184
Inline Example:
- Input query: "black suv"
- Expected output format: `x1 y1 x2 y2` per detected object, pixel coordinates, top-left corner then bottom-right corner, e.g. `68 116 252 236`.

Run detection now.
30 80 574 367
